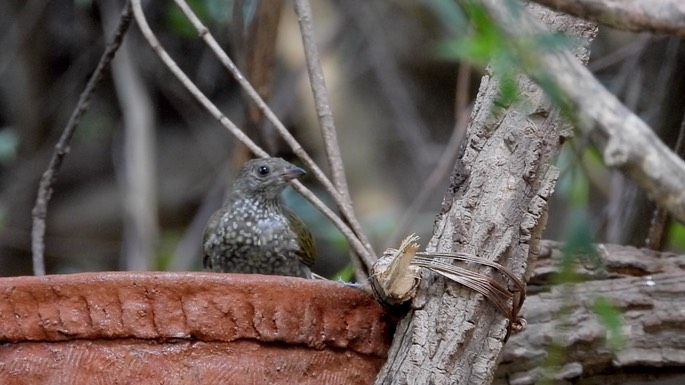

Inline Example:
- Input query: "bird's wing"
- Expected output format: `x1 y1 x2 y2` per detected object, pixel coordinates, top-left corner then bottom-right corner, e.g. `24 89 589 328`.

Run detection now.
284 209 316 267
202 209 224 269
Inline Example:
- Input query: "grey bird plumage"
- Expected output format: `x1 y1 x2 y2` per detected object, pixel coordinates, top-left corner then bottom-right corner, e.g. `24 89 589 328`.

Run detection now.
203 157 316 278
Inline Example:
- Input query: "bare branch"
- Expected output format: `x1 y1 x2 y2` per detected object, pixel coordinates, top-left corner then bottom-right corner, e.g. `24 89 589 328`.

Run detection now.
292 0 377 272
588 34 650 73
101 0 158 271
292 0 350 199
130 0 374 269
375 4 595 383
481 0 685 224
233 0 284 155
30 0 133 276
531 0 685 36
171 0 378 268
130 2 263 157
292 180 373 271
168 1 329 195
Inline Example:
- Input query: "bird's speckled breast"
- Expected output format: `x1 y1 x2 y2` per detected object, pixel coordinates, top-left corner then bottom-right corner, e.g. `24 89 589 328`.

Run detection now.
204 197 307 277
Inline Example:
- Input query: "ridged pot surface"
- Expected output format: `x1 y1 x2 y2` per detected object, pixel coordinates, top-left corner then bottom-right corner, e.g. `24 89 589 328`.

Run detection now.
0 272 394 385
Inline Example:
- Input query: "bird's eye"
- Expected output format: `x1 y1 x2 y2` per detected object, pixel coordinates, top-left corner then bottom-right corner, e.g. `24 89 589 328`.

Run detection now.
257 165 270 176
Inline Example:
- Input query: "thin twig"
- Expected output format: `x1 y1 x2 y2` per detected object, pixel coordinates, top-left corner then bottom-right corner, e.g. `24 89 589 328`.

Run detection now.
292 0 377 270
647 37 681 124
414 251 525 304
411 251 526 338
30 0 134 276
132 3 263 157
170 0 377 267
101 0 158 271
292 0 356 196
130 0 373 266
171 1 335 197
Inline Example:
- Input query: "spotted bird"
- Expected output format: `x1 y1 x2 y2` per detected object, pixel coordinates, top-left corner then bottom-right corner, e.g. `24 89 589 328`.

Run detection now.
203 157 316 278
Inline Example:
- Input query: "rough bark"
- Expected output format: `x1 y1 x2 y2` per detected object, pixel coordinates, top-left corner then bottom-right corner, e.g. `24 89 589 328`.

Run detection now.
484 0 685 225
531 0 685 36
495 241 685 385
374 5 597 385
529 240 685 287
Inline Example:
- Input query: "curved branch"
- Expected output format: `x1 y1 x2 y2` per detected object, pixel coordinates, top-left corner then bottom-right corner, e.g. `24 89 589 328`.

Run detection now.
30 0 133 275
531 0 685 36
482 0 685 224
130 0 374 268
171 0 378 267
293 0 377 270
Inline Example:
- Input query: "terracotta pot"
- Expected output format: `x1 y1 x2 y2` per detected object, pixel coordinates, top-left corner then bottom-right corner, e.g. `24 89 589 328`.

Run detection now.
0 272 394 385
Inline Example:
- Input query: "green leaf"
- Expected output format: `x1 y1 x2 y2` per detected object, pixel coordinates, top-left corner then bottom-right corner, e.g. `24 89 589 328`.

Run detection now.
593 297 625 352
332 264 355 282
164 0 212 38
426 0 469 35
556 160 589 208
0 130 19 165
434 1 507 65
668 222 685 251
494 71 520 106
562 211 594 255
555 210 596 284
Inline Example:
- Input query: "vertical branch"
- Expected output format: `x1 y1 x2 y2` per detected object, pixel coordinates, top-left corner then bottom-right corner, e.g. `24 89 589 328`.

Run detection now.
169 0 378 267
116 46 158 271
292 0 350 199
292 0 377 269
30 0 133 275
375 3 597 383
130 0 374 267
100 0 158 270
345 1 433 174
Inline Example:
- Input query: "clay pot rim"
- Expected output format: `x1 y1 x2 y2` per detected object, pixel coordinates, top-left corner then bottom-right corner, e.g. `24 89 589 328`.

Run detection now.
0 271 393 357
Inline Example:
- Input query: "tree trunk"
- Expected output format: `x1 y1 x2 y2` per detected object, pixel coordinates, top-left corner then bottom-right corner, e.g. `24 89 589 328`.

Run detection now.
374 4 597 384
495 241 685 385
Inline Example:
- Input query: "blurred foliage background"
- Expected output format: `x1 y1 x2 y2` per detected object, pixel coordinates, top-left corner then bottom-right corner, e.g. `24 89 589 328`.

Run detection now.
0 0 683 277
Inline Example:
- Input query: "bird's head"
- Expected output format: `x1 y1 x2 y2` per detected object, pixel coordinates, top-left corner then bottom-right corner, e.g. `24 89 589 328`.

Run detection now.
232 157 306 200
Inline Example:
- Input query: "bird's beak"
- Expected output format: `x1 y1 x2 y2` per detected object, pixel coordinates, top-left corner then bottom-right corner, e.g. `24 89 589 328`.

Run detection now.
282 165 306 182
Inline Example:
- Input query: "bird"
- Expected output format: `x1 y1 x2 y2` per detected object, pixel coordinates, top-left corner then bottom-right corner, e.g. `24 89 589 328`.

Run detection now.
202 157 316 278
